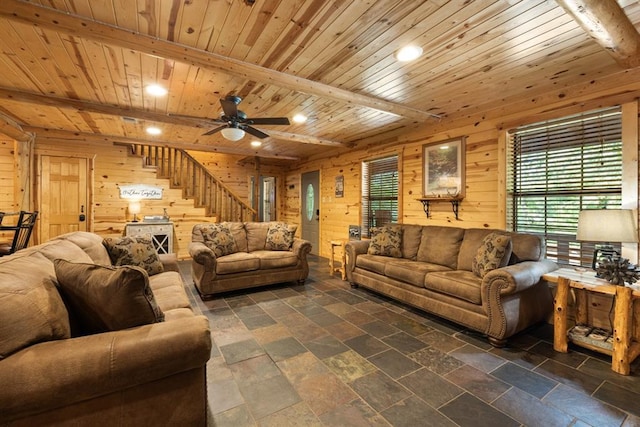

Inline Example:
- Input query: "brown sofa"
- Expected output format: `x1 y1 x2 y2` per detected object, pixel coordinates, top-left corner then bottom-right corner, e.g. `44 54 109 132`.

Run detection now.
189 222 312 297
346 225 557 346
0 231 211 426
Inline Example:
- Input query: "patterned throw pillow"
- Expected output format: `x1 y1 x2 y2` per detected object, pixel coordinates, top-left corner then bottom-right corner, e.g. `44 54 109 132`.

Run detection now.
265 223 297 251
472 232 512 278
103 235 164 276
367 225 403 258
201 223 239 257
53 259 164 335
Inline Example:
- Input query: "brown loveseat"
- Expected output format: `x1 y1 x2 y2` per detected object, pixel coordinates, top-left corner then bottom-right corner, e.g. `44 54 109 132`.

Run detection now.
0 231 211 426
189 222 312 298
346 225 557 346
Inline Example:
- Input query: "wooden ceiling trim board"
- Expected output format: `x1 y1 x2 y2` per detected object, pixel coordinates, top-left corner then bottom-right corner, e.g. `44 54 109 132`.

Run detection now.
556 0 640 69
0 111 32 142
0 0 440 121
0 87 345 147
25 126 301 160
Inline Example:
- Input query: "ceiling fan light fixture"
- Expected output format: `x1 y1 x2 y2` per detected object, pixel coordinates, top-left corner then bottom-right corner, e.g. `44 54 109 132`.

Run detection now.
395 45 423 62
221 127 245 141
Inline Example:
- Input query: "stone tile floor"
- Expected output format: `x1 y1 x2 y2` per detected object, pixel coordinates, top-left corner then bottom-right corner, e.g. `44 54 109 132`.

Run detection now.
179 255 640 427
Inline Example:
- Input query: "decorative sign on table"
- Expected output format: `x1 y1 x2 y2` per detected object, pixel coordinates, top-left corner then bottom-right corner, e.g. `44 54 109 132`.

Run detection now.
119 184 163 200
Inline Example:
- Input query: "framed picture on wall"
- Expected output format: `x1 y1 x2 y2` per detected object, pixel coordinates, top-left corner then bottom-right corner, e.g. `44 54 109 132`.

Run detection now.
422 137 466 197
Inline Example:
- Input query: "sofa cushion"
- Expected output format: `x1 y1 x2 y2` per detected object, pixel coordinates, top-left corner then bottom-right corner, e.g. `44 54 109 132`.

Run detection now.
425 270 482 305
385 259 449 288
0 277 70 359
510 233 544 263
401 225 423 260
149 271 192 312
368 225 402 257
472 233 512 278
457 229 497 271
265 222 297 251
417 226 465 268
245 222 272 252
226 222 248 253
356 254 396 275
215 252 260 274
103 235 164 276
53 259 165 335
201 223 238 257
253 250 299 269
51 231 113 265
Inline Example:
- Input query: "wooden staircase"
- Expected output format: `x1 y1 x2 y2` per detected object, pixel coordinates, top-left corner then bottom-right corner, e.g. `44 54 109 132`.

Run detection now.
128 144 256 222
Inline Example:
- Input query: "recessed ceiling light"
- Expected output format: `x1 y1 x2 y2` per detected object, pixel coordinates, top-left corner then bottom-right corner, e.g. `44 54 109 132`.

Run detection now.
292 114 308 124
146 84 168 97
146 126 162 135
395 45 423 62
251 140 262 148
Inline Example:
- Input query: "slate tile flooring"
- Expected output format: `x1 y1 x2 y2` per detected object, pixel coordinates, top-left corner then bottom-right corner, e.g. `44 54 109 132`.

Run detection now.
179 255 640 426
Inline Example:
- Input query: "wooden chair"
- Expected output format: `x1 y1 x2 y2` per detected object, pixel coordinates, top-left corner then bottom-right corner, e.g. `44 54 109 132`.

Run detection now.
0 211 38 256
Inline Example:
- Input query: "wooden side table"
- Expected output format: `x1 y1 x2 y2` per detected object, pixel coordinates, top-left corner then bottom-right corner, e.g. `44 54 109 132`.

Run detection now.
330 239 347 280
543 268 640 375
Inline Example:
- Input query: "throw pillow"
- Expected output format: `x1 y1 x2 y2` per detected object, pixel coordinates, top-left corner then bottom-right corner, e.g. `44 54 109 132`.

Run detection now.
0 277 70 359
472 232 513 278
367 225 403 258
201 223 239 257
103 235 164 276
265 222 297 251
53 259 164 335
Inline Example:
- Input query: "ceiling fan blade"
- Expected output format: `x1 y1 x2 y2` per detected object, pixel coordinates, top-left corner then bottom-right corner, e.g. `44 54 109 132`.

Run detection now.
248 117 290 125
220 97 239 117
244 125 269 139
203 124 228 136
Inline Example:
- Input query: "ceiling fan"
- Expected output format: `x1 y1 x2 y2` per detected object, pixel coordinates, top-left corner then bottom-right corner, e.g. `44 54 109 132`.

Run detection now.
203 95 290 141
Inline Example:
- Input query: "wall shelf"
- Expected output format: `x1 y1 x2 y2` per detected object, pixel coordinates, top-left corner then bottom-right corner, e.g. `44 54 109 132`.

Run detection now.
417 196 463 220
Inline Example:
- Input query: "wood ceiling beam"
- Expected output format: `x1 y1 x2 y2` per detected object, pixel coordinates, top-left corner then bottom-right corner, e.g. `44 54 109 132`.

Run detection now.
0 111 32 142
0 0 440 121
0 87 342 146
556 0 640 69
23 127 301 161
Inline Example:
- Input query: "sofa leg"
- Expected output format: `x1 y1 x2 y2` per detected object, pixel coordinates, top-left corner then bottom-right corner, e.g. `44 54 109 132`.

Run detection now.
488 337 507 348
350 282 358 289
297 279 305 285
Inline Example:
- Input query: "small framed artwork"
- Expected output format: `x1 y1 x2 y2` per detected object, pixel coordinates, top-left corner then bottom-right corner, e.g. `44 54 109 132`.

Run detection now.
423 137 466 197
335 175 344 198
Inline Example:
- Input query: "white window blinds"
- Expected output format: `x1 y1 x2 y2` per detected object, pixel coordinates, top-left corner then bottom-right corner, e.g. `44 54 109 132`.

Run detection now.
362 155 398 237
507 107 622 266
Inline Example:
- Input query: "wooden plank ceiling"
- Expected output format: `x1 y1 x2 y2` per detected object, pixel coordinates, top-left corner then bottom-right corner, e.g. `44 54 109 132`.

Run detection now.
0 0 638 163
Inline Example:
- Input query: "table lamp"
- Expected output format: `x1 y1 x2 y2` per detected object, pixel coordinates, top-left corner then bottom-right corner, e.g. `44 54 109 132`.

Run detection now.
128 200 141 223
576 209 638 272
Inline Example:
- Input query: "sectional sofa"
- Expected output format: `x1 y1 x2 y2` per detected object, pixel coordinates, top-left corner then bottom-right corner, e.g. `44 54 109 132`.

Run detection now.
346 224 557 346
0 231 211 426
189 221 312 297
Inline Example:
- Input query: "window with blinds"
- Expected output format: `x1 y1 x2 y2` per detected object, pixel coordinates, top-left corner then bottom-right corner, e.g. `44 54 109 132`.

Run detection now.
507 107 622 266
362 155 398 237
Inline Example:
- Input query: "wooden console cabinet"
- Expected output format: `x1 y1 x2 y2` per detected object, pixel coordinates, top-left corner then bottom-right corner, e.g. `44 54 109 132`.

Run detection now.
543 268 640 375
125 221 174 254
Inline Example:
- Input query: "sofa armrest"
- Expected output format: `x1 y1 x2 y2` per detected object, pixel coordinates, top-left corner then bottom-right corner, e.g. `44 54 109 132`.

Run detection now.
483 260 558 296
292 238 312 259
0 315 212 422
345 240 370 281
189 241 216 266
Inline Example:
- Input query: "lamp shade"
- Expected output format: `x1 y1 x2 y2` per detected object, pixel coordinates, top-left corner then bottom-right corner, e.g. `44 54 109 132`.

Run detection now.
220 127 245 141
576 209 638 243
128 201 141 215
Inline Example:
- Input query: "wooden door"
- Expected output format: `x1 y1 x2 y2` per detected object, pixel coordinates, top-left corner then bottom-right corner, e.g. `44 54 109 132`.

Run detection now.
40 156 89 242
